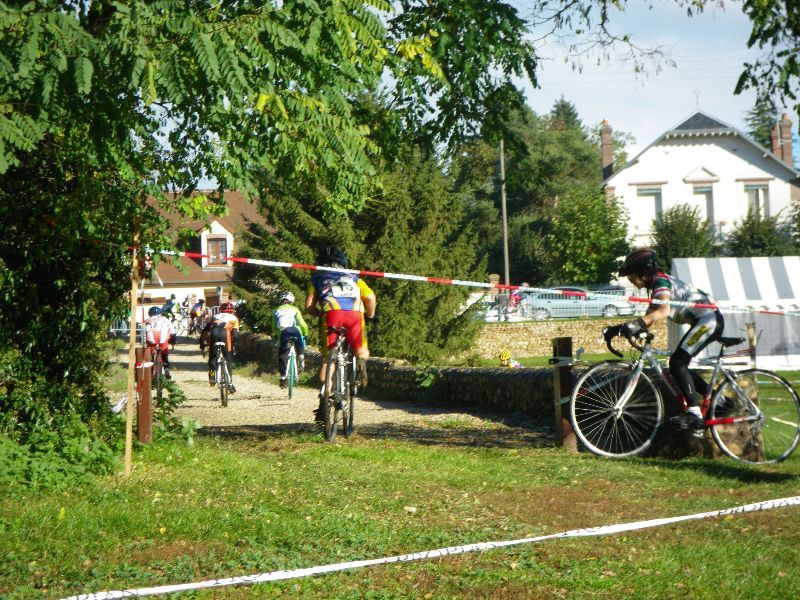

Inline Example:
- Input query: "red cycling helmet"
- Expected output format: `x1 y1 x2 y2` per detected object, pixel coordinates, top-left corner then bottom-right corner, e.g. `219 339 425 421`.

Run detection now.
220 302 236 314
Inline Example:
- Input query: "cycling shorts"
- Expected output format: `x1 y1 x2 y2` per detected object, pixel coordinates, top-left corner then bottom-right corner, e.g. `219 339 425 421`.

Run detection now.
323 310 366 355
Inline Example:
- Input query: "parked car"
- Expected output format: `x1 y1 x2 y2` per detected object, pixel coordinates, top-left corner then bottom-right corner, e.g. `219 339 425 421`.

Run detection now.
520 286 635 320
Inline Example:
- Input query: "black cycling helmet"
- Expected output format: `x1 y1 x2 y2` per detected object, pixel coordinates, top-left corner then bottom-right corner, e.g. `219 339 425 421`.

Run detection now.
619 248 658 277
318 245 348 268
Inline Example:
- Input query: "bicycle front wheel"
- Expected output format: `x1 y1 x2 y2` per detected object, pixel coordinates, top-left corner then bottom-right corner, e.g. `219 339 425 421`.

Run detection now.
571 361 663 457
218 357 229 407
710 369 800 463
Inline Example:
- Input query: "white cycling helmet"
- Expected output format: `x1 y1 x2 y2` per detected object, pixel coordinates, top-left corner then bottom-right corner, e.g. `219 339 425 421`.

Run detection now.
280 291 295 304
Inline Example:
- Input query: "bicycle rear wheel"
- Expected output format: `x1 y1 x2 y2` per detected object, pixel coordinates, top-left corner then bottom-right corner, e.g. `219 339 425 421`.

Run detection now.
288 349 296 400
343 355 355 436
323 353 341 442
571 361 663 457
218 356 229 407
154 353 164 400
709 369 800 463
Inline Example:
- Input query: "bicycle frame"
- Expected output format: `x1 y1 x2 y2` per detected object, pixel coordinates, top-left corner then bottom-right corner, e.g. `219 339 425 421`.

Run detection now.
619 337 763 428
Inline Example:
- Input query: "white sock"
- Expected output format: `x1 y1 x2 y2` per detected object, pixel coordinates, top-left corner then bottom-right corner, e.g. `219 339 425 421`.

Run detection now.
688 406 702 417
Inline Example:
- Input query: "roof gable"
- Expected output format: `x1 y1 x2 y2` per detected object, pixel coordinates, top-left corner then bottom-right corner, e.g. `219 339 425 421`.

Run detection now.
671 113 734 134
604 110 799 185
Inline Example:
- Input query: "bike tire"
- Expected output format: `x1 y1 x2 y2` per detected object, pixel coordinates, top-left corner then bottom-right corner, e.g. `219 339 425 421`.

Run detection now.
155 353 164 401
343 356 355 437
709 369 800 464
219 356 229 407
570 361 663 457
288 348 296 400
323 352 341 442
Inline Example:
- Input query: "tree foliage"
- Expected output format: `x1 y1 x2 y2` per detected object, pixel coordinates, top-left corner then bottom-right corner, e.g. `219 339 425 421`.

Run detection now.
0 0 538 475
736 1 800 123
650 205 719 267
744 96 779 149
234 140 485 363
541 186 629 285
726 210 795 257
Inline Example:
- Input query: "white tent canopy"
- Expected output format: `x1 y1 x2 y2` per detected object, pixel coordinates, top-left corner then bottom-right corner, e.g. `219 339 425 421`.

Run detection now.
670 257 800 369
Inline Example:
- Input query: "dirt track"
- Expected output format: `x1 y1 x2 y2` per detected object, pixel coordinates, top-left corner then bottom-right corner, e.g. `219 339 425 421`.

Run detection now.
154 339 549 446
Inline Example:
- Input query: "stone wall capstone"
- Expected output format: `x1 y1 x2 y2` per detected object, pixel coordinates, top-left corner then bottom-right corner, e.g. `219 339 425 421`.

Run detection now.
473 318 667 359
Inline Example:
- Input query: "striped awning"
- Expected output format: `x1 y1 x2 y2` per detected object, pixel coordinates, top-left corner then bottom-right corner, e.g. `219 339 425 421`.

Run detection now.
671 257 800 310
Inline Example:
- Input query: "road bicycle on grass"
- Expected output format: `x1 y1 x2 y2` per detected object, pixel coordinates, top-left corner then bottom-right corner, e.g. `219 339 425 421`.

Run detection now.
321 326 356 442
569 327 800 463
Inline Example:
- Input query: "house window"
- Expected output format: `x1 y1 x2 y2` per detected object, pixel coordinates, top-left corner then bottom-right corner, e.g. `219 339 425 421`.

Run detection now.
745 184 769 217
636 186 663 227
207 237 228 266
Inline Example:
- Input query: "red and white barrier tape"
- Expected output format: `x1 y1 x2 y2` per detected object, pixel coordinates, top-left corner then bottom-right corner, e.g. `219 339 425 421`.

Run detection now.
154 250 800 318
64 495 800 599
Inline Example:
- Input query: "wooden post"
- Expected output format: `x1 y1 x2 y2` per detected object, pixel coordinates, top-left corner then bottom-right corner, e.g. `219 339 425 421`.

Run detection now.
745 321 757 368
135 347 153 444
124 234 140 477
553 337 577 451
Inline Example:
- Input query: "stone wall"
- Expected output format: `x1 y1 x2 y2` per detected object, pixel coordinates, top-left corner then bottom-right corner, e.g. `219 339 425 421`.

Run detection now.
473 318 668 358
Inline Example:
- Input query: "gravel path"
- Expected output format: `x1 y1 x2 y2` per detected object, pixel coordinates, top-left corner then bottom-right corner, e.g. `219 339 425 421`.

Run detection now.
156 340 549 446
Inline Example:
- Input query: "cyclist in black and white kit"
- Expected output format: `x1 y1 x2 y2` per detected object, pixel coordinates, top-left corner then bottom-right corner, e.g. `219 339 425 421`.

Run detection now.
615 248 724 433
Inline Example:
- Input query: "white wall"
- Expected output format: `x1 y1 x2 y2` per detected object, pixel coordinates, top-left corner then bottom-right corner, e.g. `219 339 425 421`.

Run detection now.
609 135 796 246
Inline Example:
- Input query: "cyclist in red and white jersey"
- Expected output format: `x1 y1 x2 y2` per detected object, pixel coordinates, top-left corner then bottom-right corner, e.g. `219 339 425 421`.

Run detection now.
617 248 724 433
144 306 177 379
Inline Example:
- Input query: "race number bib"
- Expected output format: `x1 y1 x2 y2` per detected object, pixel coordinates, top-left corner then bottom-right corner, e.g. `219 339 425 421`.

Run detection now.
329 276 358 299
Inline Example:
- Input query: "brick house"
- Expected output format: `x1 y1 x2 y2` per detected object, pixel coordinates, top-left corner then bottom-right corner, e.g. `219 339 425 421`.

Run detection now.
142 190 269 311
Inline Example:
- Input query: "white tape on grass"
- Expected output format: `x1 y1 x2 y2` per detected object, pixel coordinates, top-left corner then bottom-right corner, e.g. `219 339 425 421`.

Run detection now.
65 495 800 599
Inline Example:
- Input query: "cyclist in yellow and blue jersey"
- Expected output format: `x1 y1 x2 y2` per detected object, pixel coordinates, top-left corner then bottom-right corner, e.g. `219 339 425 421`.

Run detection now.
272 291 309 388
305 246 376 419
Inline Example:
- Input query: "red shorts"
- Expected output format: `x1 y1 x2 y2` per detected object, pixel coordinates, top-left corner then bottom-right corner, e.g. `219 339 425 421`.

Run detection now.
324 310 366 354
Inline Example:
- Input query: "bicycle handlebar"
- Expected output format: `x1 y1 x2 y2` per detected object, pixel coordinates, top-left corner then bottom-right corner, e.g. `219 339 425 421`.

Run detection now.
602 326 655 357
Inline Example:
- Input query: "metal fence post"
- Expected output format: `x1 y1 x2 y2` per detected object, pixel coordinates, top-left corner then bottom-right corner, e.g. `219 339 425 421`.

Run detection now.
135 347 153 444
553 337 577 451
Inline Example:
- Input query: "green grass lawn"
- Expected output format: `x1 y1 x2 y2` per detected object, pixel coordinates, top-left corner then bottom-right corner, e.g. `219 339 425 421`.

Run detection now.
2 432 799 599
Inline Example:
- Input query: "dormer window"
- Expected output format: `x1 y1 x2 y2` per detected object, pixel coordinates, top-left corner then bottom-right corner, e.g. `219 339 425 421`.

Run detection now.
207 237 228 266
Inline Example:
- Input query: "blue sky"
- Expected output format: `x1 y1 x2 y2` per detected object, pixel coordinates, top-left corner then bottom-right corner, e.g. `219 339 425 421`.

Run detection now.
517 1 798 161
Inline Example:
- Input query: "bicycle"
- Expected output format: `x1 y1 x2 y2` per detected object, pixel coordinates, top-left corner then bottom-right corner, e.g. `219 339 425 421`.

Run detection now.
208 341 233 407
569 327 800 463
188 312 206 335
152 346 165 401
321 326 356 442
281 334 302 400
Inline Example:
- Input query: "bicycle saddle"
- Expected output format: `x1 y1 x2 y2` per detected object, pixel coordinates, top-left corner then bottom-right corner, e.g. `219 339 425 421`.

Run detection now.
719 336 745 347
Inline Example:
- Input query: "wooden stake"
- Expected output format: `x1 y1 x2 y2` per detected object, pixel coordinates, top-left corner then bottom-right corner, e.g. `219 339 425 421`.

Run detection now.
124 234 140 477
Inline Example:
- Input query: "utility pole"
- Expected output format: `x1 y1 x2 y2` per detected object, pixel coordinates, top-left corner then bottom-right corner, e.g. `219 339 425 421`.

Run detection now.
499 139 510 286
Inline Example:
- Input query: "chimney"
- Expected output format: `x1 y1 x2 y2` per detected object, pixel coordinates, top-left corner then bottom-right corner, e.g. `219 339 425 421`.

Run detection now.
601 118 613 180
779 113 794 167
771 123 781 156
